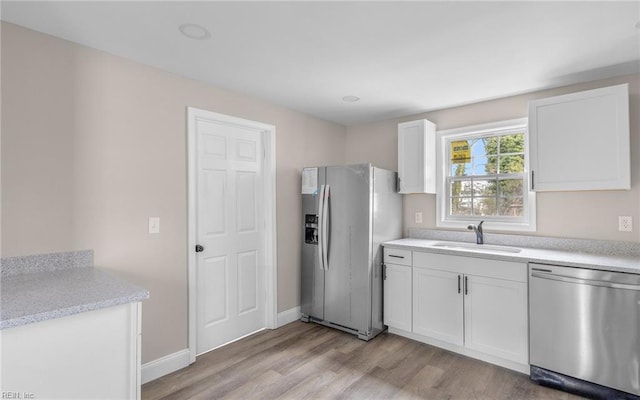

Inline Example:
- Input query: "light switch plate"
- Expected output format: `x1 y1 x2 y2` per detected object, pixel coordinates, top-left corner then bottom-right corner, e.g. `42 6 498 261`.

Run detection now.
149 217 160 234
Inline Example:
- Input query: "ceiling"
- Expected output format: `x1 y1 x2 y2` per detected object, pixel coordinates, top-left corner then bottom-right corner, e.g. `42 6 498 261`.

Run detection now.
2 1 639 126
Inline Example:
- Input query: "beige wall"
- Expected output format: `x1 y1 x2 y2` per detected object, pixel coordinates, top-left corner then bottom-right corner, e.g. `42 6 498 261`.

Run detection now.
346 74 640 243
1 23 346 363
2 24 76 255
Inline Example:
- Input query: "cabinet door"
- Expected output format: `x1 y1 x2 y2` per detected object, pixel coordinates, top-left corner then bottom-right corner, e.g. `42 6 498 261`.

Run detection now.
529 83 630 191
383 263 412 331
1 303 141 399
464 275 528 364
413 267 463 346
398 119 436 194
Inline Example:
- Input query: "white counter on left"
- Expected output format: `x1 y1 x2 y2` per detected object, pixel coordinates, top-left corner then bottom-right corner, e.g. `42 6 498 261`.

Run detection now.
1 250 149 399
1 266 149 330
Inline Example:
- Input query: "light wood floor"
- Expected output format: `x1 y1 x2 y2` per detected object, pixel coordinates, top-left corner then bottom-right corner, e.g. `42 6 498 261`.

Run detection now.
142 321 583 400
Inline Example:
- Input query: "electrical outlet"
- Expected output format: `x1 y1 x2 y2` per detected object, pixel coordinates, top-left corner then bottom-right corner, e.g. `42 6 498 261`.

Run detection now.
415 212 423 224
149 217 160 234
618 216 632 232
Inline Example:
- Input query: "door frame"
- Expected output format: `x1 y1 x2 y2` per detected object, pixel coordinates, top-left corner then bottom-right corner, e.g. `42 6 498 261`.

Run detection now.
186 107 277 364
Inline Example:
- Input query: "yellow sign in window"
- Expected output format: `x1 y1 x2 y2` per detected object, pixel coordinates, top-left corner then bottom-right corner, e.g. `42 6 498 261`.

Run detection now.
451 140 471 163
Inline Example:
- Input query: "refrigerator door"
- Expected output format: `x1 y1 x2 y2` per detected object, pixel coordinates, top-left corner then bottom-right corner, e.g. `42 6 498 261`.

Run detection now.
324 164 373 332
301 167 325 320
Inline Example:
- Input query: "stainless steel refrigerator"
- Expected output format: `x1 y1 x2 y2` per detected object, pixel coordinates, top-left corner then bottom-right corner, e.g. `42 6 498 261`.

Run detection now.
300 164 402 340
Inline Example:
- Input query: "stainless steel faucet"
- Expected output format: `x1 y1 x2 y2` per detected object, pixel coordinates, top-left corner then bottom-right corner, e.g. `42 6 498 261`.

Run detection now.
467 220 485 244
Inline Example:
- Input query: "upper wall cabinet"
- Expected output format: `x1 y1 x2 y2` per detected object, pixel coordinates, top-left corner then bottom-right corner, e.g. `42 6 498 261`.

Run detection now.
528 84 630 191
398 119 436 194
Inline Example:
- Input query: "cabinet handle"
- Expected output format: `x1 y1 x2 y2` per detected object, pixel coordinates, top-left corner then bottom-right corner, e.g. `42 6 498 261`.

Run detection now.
465 276 469 295
458 275 461 294
388 255 404 259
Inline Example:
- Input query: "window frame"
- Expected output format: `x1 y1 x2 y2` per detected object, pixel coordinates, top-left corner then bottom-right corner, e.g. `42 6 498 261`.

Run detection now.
436 118 536 232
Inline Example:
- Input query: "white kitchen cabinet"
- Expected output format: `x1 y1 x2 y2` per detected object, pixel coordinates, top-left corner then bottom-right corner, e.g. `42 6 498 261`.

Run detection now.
383 248 412 331
1 302 142 400
412 267 463 345
383 263 413 332
528 83 630 191
386 249 529 373
398 119 436 194
464 275 528 364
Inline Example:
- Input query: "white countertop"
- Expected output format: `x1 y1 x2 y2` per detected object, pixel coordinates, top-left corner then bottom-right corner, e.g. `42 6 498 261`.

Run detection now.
384 238 640 274
1 267 149 330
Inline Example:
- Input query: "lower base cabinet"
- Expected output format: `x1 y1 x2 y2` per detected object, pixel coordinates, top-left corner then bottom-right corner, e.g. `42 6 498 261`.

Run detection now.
464 275 528 364
1 302 142 399
413 268 463 346
384 248 529 373
383 263 413 332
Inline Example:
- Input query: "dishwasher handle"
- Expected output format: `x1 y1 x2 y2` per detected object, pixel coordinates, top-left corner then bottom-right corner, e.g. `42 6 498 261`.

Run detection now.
531 270 640 291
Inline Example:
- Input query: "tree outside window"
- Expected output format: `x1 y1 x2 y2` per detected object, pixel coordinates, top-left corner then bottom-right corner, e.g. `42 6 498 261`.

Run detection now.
447 129 526 218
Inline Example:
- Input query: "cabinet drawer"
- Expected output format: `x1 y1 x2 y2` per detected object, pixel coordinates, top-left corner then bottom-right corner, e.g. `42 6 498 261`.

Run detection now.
413 251 526 282
383 248 412 266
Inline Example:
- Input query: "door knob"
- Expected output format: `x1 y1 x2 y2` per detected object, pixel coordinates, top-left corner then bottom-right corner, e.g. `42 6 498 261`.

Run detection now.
195 244 204 253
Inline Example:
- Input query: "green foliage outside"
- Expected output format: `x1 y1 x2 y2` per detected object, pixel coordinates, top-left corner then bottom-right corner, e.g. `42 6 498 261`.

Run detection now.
450 133 525 217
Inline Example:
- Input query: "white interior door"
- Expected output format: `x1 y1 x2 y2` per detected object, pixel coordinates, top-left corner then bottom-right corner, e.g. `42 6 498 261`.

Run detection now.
194 114 265 355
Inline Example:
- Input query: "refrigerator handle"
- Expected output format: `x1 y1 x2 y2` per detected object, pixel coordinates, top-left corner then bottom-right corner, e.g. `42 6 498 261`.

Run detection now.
317 184 326 270
322 184 330 270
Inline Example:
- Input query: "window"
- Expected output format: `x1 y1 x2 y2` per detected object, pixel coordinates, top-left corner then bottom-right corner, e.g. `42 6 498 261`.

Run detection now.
436 118 536 231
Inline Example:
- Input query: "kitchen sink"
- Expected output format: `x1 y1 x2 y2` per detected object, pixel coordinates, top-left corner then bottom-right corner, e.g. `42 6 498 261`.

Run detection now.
431 241 522 253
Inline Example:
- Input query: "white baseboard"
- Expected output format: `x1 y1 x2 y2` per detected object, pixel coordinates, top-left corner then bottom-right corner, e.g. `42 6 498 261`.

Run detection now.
141 348 190 384
277 306 301 327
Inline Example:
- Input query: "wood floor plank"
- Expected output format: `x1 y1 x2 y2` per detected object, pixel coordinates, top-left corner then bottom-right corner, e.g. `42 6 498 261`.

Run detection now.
392 364 447 399
142 321 586 400
218 370 284 400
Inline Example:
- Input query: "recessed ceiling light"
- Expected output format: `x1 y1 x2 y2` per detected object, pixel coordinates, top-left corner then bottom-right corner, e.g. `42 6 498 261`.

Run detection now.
342 95 360 102
179 23 211 40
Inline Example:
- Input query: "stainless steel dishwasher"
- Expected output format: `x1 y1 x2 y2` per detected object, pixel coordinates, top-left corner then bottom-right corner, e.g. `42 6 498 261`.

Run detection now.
529 263 640 398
